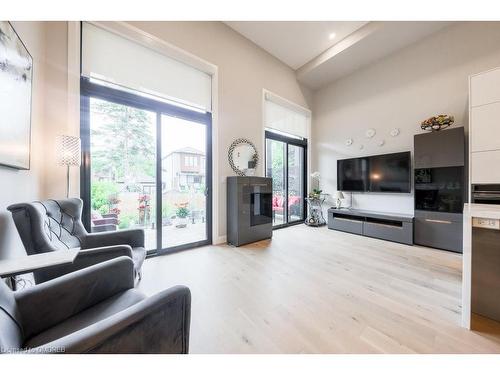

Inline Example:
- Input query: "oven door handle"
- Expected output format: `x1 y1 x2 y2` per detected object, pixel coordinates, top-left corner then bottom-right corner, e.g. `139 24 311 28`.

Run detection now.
473 193 500 200
425 219 452 224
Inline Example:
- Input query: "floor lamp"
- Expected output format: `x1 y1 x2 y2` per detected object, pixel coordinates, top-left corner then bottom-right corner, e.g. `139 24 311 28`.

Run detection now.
57 135 81 198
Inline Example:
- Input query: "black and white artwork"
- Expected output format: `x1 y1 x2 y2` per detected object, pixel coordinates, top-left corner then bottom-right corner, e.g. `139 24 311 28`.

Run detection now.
0 21 33 169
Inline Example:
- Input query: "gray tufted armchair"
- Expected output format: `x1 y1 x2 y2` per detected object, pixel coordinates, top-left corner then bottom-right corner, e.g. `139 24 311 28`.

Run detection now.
0 257 191 354
7 198 146 284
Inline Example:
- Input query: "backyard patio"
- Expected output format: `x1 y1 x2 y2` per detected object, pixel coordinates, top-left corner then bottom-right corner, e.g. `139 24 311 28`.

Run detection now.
143 221 207 250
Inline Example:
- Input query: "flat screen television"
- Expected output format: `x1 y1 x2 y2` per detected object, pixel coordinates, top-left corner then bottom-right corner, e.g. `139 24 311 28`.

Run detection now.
337 157 368 192
337 151 411 193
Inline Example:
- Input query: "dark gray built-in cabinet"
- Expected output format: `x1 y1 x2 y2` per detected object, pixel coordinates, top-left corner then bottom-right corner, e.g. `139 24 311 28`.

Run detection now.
414 127 465 253
328 208 414 245
227 176 273 246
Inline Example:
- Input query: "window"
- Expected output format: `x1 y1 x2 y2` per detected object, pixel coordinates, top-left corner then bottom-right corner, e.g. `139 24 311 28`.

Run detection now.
81 22 213 255
184 155 198 167
81 22 212 112
263 91 310 229
265 131 307 228
263 91 311 139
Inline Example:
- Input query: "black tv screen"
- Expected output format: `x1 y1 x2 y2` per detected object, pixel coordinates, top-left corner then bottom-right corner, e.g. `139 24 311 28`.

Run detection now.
337 151 411 193
337 157 368 192
369 152 411 192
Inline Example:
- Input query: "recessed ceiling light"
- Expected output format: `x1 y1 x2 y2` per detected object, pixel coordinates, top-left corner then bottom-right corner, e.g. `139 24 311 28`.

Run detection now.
328 32 336 40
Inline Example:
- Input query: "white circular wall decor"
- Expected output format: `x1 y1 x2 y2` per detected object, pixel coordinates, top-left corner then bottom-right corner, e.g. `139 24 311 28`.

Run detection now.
345 138 353 146
377 139 385 147
390 128 400 137
365 128 376 139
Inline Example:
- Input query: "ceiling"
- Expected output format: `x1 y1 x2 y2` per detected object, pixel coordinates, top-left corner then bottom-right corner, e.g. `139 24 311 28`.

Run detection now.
225 21 368 69
225 21 453 90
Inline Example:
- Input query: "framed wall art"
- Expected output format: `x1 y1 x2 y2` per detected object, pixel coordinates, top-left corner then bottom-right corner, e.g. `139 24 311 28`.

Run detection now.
0 21 33 169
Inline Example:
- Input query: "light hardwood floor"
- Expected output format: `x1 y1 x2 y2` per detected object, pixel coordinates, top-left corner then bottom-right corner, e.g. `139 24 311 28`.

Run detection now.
139 225 500 353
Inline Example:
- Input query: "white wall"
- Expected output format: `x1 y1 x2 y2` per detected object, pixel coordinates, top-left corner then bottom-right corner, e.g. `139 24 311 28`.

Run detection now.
0 22 46 259
42 22 70 199
127 21 312 241
0 22 71 260
313 22 500 214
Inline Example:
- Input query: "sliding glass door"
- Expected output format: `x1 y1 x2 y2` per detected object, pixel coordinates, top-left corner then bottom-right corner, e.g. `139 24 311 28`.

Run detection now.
81 78 212 254
265 130 307 228
160 114 209 251
87 97 158 249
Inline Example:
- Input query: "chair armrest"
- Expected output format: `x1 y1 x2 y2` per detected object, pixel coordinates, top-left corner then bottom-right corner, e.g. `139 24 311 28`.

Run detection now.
32 245 133 284
31 286 191 354
91 224 117 233
82 229 145 249
92 218 118 225
15 256 135 339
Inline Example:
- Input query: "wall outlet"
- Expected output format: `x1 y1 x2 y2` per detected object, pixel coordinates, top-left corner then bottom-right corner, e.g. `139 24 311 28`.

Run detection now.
472 217 500 230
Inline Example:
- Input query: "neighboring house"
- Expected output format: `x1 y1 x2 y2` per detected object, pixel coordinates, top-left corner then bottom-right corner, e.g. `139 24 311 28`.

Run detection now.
162 147 206 192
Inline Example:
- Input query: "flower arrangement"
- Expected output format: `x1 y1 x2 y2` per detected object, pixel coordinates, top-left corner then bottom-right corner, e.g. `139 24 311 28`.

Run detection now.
248 153 258 169
137 194 151 225
421 114 454 132
109 207 121 216
309 171 323 199
138 194 150 203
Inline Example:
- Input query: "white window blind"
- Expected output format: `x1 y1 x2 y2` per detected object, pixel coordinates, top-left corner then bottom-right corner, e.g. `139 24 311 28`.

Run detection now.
264 92 310 139
81 22 212 112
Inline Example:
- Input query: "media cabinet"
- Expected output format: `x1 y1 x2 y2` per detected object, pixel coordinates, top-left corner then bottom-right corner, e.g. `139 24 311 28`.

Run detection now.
327 208 414 245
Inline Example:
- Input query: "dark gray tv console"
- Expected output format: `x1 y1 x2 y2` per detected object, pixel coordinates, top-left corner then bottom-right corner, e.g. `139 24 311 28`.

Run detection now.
327 208 414 245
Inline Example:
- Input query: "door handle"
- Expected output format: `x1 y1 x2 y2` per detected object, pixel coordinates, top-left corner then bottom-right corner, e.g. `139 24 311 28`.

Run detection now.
425 219 452 224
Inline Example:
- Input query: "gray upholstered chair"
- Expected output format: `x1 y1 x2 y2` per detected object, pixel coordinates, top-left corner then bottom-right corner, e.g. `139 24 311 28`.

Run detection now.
7 198 146 284
0 257 191 354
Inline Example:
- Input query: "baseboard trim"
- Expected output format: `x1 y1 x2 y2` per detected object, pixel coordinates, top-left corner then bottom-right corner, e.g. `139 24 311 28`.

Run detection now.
215 235 227 245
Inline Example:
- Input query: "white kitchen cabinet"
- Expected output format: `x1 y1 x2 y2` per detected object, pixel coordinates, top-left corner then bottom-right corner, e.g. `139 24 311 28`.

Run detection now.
471 150 500 183
469 67 500 189
470 68 500 107
471 102 500 152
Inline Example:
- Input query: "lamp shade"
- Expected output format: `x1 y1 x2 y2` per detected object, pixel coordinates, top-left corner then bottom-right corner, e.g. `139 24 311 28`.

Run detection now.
334 191 345 199
57 135 81 166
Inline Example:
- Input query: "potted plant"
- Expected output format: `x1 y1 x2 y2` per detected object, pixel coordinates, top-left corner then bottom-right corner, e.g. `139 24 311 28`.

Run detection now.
175 203 190 228
308 189 323 200
248 153 258 169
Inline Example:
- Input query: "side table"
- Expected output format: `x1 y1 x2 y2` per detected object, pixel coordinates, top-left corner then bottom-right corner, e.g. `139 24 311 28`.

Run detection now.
305 195 328 227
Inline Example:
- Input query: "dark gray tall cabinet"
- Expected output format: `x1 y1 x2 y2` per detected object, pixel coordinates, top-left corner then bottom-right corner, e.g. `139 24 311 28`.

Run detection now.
227 176 273 246
414 127 465 253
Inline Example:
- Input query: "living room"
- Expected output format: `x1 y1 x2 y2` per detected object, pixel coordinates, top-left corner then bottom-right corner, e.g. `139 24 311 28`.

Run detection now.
2 0 500 373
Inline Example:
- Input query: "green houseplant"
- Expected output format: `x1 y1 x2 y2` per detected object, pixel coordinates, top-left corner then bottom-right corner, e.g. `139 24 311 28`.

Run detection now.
175 205 190 228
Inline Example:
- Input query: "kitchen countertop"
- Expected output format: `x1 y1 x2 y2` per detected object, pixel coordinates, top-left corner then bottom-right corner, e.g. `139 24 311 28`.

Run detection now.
462 203 500 329
464 203 500 219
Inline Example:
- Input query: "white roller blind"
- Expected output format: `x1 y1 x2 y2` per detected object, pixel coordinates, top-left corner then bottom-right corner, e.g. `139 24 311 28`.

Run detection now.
81 22 212 112
264 92 310 139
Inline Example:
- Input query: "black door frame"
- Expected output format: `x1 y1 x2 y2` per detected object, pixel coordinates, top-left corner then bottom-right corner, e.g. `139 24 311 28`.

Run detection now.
264 130 308 229
80 77 213 255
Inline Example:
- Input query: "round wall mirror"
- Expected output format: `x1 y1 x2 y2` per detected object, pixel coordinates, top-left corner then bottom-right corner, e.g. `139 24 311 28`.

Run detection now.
228 138 259 176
